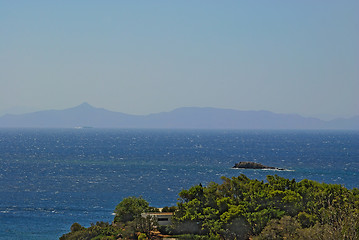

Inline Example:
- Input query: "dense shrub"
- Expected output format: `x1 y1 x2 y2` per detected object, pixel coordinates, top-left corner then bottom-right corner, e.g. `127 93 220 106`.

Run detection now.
61 175 359 240
172 174 359 239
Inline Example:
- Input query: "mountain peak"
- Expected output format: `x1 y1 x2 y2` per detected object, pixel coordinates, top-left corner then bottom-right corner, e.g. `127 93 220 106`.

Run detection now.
77 102 94 109
67 102 97 112
0 104 358 129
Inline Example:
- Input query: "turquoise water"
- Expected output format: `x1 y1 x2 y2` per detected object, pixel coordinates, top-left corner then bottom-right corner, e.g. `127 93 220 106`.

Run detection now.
0 129 358 239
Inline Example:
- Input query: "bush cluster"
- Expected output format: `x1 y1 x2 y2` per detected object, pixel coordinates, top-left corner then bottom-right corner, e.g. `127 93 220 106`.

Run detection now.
172 174 359 239
60 175 359 239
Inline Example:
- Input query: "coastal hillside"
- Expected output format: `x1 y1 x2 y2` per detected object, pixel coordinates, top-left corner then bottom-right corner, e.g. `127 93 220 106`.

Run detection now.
60 175 359 240
0 103 358 129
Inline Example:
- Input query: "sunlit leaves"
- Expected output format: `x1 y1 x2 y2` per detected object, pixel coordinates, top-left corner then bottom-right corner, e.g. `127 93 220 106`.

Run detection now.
173 174 359 238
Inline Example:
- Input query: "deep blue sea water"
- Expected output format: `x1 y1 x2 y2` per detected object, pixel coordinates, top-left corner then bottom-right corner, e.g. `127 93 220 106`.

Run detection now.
0 129 358 239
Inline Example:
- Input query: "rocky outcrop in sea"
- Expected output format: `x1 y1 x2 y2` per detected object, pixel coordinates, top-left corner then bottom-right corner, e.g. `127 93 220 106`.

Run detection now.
232 161 285 171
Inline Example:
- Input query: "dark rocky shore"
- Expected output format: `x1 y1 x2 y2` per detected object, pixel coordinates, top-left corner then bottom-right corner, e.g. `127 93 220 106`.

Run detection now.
233 161 285 171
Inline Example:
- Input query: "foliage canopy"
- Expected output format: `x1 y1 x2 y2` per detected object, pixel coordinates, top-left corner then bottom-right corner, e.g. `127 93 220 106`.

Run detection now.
60 175 359 240
114 196 150 223
172 174 359 239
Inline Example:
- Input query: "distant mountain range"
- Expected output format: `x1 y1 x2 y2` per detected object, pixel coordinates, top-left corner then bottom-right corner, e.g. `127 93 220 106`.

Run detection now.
0 102 358 129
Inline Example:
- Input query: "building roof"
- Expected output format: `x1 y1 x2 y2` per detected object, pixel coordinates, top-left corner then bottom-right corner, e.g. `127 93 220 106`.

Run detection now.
142 212 174 216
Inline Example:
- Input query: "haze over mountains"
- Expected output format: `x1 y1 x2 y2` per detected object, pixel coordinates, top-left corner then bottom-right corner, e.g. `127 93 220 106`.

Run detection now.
0 103 358 129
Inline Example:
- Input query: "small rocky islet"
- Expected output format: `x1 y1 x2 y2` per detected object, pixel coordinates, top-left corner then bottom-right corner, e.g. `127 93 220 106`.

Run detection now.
232 161 285 171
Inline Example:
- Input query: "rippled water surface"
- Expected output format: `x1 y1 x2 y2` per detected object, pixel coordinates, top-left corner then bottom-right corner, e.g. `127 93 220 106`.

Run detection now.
0 129 358 239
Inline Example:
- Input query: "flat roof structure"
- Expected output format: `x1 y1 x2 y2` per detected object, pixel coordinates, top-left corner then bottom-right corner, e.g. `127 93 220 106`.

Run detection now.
141 212 174 226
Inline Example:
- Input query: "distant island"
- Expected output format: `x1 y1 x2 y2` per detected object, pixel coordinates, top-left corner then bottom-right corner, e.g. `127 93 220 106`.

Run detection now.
0 102 358 129
233 161 285 171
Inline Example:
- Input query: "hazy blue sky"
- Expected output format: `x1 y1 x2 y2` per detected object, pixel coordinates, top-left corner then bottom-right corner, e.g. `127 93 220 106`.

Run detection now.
1 1 358 118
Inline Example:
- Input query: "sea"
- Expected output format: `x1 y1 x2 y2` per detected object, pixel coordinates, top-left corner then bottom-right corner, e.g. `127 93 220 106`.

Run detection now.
0 129 358 239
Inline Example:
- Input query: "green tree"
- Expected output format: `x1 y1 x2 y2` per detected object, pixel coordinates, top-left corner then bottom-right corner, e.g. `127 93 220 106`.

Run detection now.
70 222 84 232
255 216 301 240
114 196 149 223
135 215 158 236
61 175 359 240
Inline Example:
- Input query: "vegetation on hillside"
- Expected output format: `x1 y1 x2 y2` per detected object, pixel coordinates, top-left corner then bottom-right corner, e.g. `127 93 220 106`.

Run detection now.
60 174 359 240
